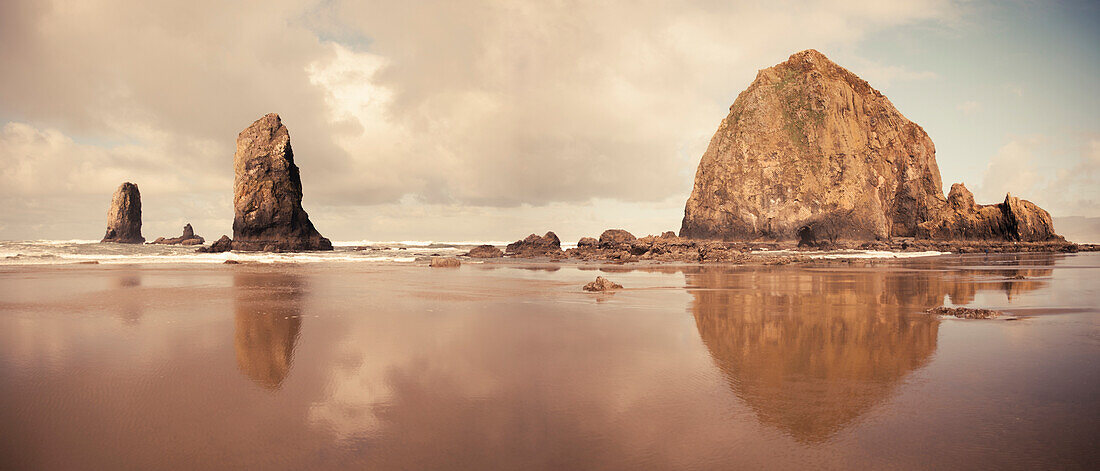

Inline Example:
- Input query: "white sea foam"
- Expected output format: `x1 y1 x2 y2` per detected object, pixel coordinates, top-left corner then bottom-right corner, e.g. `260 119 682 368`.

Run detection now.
750 249 948 259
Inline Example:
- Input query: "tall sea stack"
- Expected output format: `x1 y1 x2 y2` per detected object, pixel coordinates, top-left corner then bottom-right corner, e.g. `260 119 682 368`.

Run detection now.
680 49 1060 243
101 182 144 243
231 113 332 252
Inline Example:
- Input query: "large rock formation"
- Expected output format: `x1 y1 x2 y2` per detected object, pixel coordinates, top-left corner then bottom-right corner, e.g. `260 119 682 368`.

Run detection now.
232 113 332 252
681 49 1060 243
101 182 144 243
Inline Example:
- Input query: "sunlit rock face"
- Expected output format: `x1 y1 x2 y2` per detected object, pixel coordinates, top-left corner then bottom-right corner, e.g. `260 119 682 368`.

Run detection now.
680 49 1060 243
688 268 941 443
234 273 303 389
232 113 332 252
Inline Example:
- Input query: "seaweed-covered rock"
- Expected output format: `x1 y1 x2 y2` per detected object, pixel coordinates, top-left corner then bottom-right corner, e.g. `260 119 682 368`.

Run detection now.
583 276 623 292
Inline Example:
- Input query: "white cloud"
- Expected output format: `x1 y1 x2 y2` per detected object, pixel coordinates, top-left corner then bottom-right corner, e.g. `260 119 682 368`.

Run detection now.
0 0 977 239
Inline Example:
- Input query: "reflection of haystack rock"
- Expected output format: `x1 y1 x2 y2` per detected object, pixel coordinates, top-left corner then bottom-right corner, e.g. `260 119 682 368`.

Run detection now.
690 268 940 443
689 264 1053 442
234 273 303 389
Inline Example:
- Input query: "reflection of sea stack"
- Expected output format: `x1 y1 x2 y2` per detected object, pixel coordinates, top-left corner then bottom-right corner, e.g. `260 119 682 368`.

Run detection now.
231 113 332 252
101 182 144 243
689 268 940 443
680 49 1059 243
234 273 303 389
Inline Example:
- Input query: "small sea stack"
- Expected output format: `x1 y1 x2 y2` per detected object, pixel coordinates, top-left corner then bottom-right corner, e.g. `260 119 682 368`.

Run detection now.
101 182 144 244
152 223 205 245
231 113 332 252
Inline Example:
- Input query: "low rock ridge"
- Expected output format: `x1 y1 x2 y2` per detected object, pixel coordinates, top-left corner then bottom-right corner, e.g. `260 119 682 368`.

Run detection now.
505 232 562 257
151 223 205 245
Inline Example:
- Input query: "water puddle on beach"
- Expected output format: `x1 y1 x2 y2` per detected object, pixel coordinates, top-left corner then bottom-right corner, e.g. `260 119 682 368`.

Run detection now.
0 253 1097 469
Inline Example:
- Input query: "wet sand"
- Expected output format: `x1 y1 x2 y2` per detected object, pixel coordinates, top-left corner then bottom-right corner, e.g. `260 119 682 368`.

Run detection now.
1 253 1098 469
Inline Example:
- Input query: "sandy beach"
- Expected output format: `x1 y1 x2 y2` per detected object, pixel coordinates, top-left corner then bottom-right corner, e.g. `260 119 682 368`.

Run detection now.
1 252 1097 469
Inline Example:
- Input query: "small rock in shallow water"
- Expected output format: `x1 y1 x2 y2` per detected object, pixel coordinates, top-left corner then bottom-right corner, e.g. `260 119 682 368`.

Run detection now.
467 245 503 258
925 306 1002 319
583 276 622 292
430 257 461 268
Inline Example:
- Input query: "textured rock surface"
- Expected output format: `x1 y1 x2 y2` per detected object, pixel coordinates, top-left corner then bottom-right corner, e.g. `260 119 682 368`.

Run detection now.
198 235 233 253
577 237 599 248
430 256 462 267
583 276 622 292
101 182 144 243
232 113 332 252
152 223 205 245
505 232 562 256
599 229 636 247
918 184 1058 242
680 49 1059 243
466 245 503 258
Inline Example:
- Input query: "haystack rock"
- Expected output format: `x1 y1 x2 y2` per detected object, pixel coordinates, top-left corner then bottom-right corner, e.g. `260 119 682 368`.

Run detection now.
232 113 332 252
680 49 1059 243
101 182 144 244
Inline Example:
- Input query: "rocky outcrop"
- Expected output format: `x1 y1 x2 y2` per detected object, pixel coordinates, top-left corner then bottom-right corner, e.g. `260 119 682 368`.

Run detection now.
505 232 562 257
598 229 636 247
101 182 144 243
680 49 1060 243
917 184 1058 242
583 276 622 292
466 245 503 258
430 256 462 267
577 237 599 248
198 235 233 253
151 223 205 245
925 306 1001 319
232 113 332 252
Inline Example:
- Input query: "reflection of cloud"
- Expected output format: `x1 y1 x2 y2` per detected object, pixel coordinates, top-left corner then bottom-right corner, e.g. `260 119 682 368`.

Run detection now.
234 272 304 390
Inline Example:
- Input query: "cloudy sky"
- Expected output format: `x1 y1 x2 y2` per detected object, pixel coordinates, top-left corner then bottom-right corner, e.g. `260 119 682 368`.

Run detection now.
1 0 1097 242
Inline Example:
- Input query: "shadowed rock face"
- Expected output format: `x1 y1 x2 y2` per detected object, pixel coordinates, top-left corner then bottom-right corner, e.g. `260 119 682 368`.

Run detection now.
680 49 1060 243
232 113 332 252
234 273 303 390
101 182 144 243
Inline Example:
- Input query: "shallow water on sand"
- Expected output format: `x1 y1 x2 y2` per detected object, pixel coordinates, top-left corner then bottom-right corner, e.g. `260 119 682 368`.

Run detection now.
0 253 1097 469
